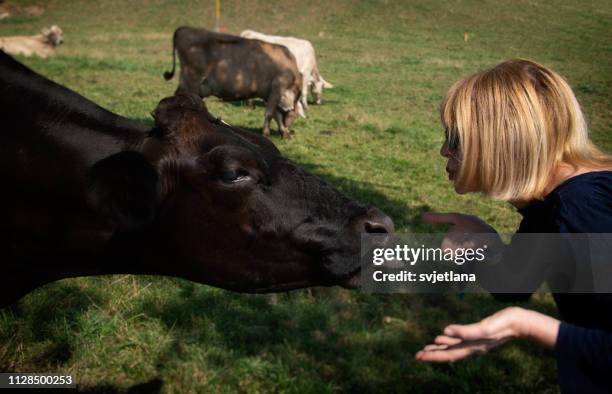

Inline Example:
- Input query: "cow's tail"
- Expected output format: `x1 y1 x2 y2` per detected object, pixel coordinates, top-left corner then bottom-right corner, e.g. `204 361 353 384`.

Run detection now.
321 76 334 89
163 31 178 80
312 63 333 89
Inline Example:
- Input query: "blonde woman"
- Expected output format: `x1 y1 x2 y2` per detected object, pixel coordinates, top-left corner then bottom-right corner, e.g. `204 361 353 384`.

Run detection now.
415 59 612 393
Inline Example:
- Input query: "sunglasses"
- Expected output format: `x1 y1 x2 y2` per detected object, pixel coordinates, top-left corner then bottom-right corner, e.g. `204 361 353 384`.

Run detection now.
444 127 460 152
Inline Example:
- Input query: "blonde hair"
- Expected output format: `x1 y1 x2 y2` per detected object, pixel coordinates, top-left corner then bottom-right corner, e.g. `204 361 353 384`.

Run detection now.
441 59 611 201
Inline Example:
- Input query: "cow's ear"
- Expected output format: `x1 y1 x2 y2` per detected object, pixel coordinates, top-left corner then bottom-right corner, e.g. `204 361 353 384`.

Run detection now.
88 151 159 230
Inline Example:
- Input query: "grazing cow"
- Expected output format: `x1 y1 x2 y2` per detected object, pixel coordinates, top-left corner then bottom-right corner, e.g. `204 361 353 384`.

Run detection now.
164 27 302 139
240 30 333 114
0 51 393 308
0 25 63 58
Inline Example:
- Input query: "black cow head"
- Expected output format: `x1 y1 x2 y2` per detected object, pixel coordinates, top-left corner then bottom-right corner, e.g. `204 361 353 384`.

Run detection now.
89 94 393 292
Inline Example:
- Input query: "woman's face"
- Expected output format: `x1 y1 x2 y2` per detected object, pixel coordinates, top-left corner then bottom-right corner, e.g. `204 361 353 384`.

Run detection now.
440 133 466 194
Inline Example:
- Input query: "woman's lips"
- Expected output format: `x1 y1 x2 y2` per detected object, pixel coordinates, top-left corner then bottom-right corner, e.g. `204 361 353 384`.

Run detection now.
446 167 456 179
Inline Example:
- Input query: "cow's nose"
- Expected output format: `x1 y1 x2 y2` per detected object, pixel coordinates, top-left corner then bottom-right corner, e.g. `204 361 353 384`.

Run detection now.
358 207 394 234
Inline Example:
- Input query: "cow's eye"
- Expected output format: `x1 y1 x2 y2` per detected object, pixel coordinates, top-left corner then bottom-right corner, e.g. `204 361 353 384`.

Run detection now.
220 169 251 184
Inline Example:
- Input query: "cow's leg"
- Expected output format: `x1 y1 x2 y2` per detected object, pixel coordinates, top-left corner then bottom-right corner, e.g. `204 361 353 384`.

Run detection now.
274 109 291 139
264 89 290 138
296 101 306 118
176 67 203 97
313 81 323 105
284 110 298 131
262 105 273 138
263 92 283 138
301 75 309 112
199 79 213 97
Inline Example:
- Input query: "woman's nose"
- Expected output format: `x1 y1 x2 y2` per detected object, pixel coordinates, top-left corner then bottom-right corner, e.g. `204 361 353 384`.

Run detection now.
440 141 452 158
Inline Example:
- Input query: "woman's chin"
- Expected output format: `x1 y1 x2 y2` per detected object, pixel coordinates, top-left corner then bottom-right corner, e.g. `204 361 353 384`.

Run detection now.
446 171 469 194
452 182 468 194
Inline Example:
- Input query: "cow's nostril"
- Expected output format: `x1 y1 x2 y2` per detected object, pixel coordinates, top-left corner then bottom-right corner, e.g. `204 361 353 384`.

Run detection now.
364 221 390 234
359 207 394 234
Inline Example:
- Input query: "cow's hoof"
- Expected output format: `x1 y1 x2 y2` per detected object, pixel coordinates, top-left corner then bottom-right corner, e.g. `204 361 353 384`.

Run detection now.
281 133 292 140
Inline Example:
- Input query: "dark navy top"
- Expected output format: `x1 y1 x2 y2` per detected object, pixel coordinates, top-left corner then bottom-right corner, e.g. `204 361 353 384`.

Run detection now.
515 170 612 394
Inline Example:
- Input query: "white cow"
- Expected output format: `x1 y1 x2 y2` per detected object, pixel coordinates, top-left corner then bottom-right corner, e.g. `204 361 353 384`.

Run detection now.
0 25 63 58
240 30 333 117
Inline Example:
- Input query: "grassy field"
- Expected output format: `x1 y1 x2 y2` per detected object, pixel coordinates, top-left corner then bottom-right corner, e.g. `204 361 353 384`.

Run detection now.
1 0 611 392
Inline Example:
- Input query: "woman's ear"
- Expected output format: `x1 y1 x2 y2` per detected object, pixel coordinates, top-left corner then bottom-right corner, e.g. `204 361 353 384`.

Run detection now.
88 151 159 230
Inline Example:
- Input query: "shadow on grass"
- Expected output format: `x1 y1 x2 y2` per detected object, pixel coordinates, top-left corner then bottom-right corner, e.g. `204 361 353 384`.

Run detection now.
78 378 163 394
0 284 103 370
136 288 526 393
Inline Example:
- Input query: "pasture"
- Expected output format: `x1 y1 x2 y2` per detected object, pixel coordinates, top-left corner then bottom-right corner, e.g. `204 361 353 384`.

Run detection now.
1 0 610 392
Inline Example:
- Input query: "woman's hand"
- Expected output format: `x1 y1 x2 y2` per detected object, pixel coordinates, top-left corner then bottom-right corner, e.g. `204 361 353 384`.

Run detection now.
421 212 503 252
415 307 560 363
422 212 497 233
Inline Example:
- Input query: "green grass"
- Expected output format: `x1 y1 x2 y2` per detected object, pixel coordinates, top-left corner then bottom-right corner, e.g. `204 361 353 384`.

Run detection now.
1 0 611 392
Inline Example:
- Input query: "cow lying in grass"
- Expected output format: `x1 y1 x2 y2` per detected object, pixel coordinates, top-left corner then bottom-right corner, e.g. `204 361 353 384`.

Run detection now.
0 25 63 58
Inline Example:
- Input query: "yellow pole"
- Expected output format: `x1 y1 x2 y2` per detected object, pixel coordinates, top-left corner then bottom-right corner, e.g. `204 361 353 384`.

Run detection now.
215 0 221 32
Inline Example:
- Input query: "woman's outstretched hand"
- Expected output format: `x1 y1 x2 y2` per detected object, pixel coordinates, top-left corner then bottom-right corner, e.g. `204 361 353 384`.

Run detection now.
415 307 560 363
421 212 503 253
422 212 497 233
